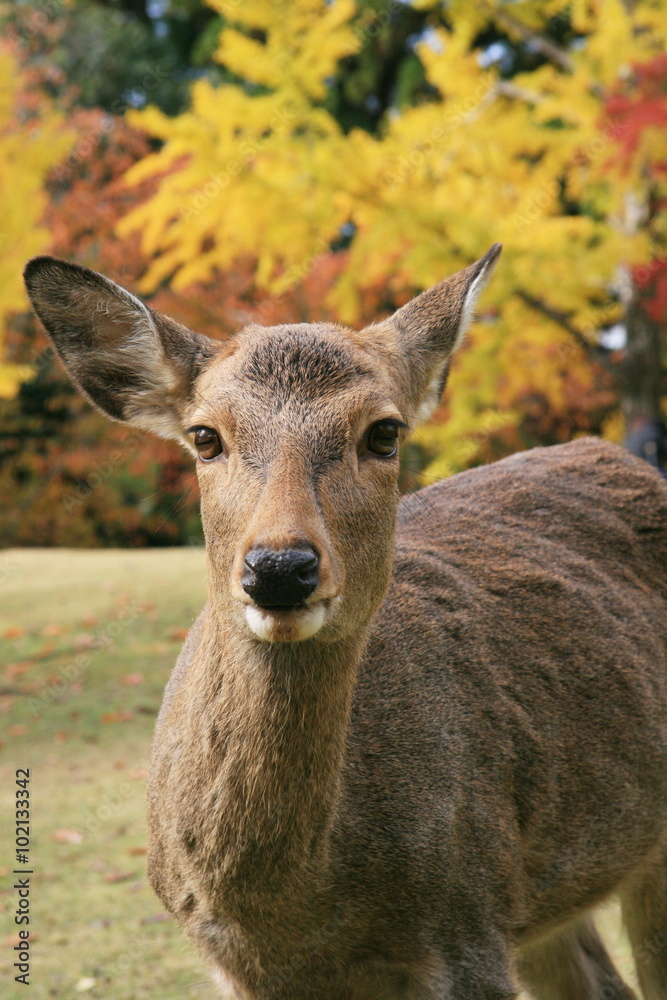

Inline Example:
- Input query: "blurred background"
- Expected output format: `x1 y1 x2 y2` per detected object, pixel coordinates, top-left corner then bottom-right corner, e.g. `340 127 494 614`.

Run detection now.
1 0 665 549
0 3 665 996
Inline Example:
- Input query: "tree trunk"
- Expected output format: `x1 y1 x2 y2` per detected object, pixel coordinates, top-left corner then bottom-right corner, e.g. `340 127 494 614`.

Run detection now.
620 292 665 427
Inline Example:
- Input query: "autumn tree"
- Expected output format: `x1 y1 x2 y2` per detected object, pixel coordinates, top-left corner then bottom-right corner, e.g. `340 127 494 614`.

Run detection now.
119 0 666 479
0 6 373 546
603 54 667 434
0 42 71 397
3 0 665 546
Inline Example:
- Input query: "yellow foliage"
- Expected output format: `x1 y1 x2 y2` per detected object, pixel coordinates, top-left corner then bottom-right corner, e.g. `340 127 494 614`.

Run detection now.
0 45 72 397
119 0 665 470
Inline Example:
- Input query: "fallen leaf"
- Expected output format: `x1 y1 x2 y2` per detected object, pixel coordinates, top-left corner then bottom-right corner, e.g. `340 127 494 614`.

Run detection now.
127 846 147 856
103 870 136 884
8 724 27 736
76 977 97 992
168 627 189 642
113 760 126 769
120 673 144 686
4 662 32 680
100 709 133 723
34 641 56 658
81 615 98 627
3 626 24 639
52 828 83 844
42 623 63 637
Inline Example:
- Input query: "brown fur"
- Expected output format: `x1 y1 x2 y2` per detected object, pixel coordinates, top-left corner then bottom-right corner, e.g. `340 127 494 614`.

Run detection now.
23 248 667 999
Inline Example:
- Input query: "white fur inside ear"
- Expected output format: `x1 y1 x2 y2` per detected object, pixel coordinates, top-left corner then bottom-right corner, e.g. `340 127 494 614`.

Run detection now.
414 371 447 423
454 260 495 351
414 256 498 424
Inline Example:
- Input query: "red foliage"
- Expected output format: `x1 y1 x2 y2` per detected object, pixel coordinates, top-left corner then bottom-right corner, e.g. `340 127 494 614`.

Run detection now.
603 55 667 336
633 256 667 322
603 54 667 174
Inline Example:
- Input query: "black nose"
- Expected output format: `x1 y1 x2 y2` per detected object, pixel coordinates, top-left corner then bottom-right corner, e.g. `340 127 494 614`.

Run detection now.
242 546 319 610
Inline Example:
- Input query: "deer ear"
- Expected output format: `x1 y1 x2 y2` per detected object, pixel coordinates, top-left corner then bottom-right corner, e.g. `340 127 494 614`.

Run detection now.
387 243 502 422
23 256 219 445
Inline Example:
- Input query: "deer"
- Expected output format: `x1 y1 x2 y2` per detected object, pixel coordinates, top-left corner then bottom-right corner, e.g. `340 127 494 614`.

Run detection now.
24 244 667 1000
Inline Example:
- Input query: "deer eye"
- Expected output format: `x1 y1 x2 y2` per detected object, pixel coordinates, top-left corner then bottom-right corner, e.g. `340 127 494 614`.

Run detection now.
367 420 401 458
193 427 223 461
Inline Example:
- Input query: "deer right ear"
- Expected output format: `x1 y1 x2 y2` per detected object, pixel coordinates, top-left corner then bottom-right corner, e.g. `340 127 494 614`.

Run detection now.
376 244 502 423
23 257 219 446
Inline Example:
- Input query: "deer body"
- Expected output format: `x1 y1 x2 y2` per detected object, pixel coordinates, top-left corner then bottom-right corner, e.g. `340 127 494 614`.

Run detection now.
147 438 667 1000
24 247 667 999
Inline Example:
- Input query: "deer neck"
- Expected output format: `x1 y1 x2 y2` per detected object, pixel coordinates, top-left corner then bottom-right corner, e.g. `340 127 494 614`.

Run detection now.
190 609 366 905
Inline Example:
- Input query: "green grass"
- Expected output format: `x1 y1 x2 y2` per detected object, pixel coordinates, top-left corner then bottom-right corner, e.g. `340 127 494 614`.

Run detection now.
0 548 210 1000
0 548 641 999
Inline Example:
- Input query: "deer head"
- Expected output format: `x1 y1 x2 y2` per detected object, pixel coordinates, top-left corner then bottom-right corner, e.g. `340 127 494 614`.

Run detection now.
24 245 500 644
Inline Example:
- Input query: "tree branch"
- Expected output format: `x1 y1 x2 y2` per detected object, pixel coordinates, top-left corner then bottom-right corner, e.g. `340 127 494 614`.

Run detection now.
490 7 575 73
516 290 595 355
495 81 545 104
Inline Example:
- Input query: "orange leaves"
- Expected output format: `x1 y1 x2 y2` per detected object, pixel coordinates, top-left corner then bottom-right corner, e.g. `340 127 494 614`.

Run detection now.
100 710 133 724
168 628 189 642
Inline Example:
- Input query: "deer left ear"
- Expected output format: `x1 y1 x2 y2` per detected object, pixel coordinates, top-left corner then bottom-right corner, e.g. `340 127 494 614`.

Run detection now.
23 256 219 447
386 243 502 422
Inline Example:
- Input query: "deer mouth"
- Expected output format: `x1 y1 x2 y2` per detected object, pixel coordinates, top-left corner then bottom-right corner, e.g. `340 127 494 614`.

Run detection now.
244 597 336 642
255 601 307 613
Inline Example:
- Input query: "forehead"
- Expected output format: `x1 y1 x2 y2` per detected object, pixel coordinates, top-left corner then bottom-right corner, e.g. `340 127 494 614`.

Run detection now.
196 322 389 418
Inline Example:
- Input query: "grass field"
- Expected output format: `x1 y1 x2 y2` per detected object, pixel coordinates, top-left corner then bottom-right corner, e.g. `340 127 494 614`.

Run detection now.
0 548 642 999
